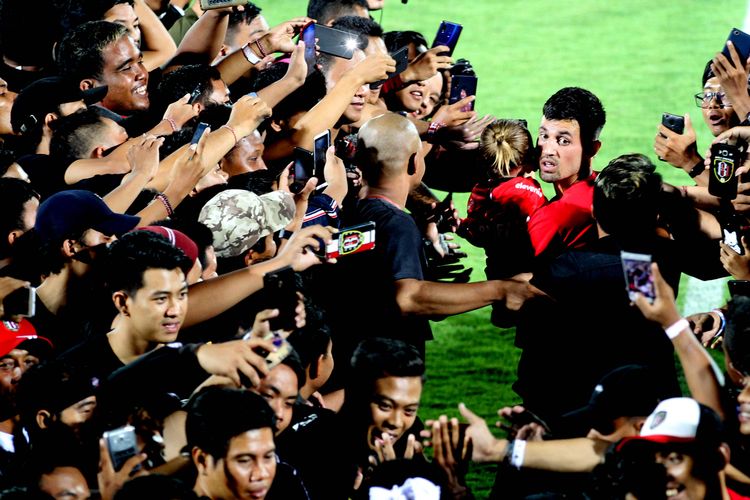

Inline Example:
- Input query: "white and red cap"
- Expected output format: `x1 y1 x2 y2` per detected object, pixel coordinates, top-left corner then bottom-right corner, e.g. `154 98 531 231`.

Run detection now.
618 397 723 452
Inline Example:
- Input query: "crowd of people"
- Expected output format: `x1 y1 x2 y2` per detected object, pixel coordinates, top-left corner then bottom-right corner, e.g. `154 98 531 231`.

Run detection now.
0 0 747 498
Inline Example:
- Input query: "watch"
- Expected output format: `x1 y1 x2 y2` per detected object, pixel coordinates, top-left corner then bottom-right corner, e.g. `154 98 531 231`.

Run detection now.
241 43 262 65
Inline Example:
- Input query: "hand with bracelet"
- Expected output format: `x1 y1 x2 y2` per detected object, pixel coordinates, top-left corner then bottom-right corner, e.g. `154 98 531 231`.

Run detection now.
250 17 313 57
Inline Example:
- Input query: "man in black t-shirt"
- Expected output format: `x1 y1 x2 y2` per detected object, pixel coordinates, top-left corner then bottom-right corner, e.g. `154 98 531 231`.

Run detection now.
318 113 542 392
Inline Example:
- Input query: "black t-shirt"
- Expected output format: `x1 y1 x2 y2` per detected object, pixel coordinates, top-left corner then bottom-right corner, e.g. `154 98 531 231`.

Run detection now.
17 153 69 200
275 404 353 500
59 333 123 382
311 198 430 389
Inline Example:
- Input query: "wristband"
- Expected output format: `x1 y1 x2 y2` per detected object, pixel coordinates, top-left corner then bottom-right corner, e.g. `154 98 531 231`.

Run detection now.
221 124 238 146
278 229 294 240
163 118 178 133
241 43 262 65
688 160 705 178
510 439 526 469
665 318 689 340
155 193 174 217
426 121 445 142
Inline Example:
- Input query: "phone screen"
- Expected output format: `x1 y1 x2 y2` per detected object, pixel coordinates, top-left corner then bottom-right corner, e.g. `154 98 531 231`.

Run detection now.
292 147 313 192
449 75 477 111
313 131 330 180
263 266 297 332
302 22 316 74
621 251 655 303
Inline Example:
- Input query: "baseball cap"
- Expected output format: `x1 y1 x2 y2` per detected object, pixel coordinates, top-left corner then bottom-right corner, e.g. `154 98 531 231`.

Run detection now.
135 226 199 268
11 77 108 134
559 365 671 437
617 397 724 452
0 319 53 357
198 189 295 258
35 190 140 244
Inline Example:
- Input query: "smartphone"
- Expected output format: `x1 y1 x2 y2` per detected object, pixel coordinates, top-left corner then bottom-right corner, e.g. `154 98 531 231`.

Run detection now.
621 251 655 303
708 143 741 199
371 46 409 88
263 266 298 332
661 113 685 135
432 21 463 55
313 130 330 182
291 147 314 193
723 225 744 255
508 408 551 433
191 122 210 145
189 84 203 105
103 425 138 472
200 0 247 9
729 280 750 297
322 222 376 259
722 28 750 67
300 21 317 75
2 286 35 318
449 75 477 111
314 24 357 59
261 332 294 370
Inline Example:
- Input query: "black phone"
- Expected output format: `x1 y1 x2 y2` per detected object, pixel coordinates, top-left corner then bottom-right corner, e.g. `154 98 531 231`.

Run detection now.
722 28 750 67
432 21 462 55
3 286 35 317
313 130 330 182
621 251 655 303
263 266 298 332
314 24 356 59
708 143 741 199
321 221 376 259
729 280 750 297
189 84 203 105
508 408 551 433
661 113 685 135
301 21 317 75
103 425 138 472
371 46 409 88
191 122 210 145
449 75 477 111
292 147 314 193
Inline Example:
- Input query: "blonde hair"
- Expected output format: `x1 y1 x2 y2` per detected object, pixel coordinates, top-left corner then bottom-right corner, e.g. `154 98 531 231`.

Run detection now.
480 120 532 178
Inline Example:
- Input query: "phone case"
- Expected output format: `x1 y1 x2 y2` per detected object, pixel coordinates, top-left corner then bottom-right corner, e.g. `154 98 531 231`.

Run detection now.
313 130 330 181
263 266 297 332
103 426 138 471
432 21 463 55
315 25 356 60
729 280 750 297
708 143 740 199
722 28 750 67
325 222 376 259
661 113 684 134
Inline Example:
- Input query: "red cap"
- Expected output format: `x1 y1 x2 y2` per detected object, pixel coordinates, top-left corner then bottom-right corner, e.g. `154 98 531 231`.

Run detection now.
136 226 199 266
0 319 53 357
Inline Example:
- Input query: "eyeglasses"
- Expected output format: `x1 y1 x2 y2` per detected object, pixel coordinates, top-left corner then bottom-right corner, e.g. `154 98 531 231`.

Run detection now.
695 91 732 108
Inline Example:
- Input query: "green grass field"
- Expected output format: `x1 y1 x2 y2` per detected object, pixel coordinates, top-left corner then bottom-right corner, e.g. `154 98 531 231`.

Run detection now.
262 1 747 495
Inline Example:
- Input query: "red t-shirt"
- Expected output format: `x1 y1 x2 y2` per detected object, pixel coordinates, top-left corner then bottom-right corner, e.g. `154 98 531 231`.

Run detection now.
527 173 598 256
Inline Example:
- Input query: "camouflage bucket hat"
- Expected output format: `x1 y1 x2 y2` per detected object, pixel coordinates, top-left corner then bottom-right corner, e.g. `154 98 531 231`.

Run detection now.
198 189 296 258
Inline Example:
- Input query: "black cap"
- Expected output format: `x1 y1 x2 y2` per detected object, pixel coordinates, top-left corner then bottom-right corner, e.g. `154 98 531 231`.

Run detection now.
559 365 672 437
11 77 108 134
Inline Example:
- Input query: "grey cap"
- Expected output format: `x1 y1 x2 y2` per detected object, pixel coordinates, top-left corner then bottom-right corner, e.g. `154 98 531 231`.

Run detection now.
198 189 295 258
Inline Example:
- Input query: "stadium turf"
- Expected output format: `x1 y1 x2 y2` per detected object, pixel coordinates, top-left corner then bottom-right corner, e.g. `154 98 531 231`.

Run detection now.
265 0 745 494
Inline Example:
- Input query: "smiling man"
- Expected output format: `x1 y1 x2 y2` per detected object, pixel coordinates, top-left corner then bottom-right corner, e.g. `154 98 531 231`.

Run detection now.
617 398 733 500
60 230 192 381
527 87 606 260
57 21 150 116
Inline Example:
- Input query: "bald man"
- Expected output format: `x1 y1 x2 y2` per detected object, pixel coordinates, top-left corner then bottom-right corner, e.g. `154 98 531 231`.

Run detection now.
316 113 542 395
